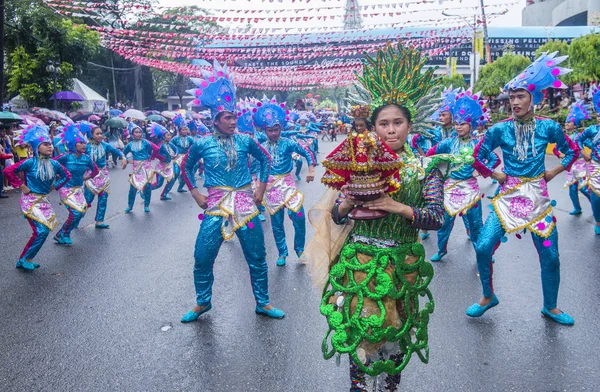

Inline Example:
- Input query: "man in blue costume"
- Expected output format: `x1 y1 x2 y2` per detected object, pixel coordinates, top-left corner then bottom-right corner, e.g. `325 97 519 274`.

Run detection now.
470 52 579 325
180 61 285 322
254 97 316 267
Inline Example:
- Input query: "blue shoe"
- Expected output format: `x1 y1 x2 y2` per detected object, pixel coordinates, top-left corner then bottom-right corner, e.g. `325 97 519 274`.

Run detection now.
466 295 499 317
255 305 285 319
53 235 72 245
421 232 430 240
492 179 498 184
160 196 171 201
144 206 150 213
95 223 110 229
595 226 600 235
16 259 37 271
258 214 266 222
181 303 212 323
276 256 286 266
124 207 133 213
259 205 266 212
541 308 574 325
569 209 582 215
295 175 301 181
430 252 447 262
177 188 187 193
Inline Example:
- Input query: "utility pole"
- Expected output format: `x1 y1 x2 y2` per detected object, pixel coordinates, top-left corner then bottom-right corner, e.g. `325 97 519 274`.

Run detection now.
479 0 493 64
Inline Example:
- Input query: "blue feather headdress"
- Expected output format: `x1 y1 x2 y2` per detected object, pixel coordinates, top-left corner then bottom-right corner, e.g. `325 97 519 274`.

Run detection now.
566 100 590 127
61 124 87 153
452 89 487 129
20 125 51 156
505 51 571 105
76 121 96 139
591 85 600 115
149 122 169 139
236 98 257 135
254 96 288 131
431 86 459 121
187 60 236 121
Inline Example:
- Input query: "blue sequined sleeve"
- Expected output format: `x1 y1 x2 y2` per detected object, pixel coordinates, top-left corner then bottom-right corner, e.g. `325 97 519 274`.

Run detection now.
182 141 203 190
248 137 271 183
549 122 579 170
293 140 315 166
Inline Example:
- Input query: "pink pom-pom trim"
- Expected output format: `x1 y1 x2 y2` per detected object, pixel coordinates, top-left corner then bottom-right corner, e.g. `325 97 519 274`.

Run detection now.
527 83 536 91
553 80 562 88
551 68 560 76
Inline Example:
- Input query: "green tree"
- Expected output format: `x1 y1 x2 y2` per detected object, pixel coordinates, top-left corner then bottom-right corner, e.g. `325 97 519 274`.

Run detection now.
567 33 600 84
4 1 100 105
438 74 468 90
474 53 531 97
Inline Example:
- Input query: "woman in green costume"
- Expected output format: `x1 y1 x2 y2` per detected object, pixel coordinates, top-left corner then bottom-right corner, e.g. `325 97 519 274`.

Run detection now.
305 43 470 391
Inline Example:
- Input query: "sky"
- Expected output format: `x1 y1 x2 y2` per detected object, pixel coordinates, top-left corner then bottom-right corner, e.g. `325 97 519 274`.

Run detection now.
158 0 526 31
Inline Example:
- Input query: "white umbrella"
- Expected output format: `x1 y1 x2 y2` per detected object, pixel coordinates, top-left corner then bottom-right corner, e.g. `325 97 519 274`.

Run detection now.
122 109 146 120
161 111 177 119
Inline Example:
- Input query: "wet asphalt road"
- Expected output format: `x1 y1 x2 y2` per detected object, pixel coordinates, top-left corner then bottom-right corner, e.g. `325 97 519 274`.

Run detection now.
1 138 599 392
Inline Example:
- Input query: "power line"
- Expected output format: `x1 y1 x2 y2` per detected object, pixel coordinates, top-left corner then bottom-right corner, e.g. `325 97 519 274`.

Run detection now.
87 61 136 71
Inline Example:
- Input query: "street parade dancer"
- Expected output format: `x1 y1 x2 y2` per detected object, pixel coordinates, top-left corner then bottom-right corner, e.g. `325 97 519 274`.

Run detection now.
180 60 285 322
413 86 458 241
576 86 600 235
54 124 99 245
237 98 268 221
171 117 195 193
123 123 162 213
81 122 127 229
427 89 500 262
4 125 71 270
149 123 179 201
469 51 578 325
254 96 316 267
556 100 591 216
303 43 468 391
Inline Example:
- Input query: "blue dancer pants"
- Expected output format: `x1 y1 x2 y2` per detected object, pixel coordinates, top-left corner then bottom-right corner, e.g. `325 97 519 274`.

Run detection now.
591 191 600 223
20 218 51 261
437 202 483 254
85 188 109 223
128 184 151 208
57 206 86 238
193 215 270 307
295 160 302 177
569 183 591 211
270 206 306 257
152 164 180 198
474 208 561 310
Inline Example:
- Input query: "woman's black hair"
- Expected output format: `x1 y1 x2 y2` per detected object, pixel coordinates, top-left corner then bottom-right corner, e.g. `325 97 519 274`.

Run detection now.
370 103 412 126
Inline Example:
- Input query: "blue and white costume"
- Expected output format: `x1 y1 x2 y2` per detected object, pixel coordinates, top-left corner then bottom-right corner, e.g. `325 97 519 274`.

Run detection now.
79 122 125 228
180 60 284 322
55 124 99 244
254 97 316 266
123 125 161 212
148 123 179 200
4 125 71 270
427 90 499 261
470 52 578 324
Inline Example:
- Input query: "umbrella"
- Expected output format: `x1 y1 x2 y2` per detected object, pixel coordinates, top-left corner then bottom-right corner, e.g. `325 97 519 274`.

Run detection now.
145 110 160 116
20 114 46 126
0 111 23 123
89 114 102 121
50 91 85 102
147 114 167 122
161 111 177 119
109 108 123 117
71 112 93 122
50 110 74 124
497 93 509 100
105 117 128 128
122 109 146 120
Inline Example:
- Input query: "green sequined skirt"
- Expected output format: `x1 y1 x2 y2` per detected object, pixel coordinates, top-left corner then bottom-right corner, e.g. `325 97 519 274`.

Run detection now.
320 240 434 376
